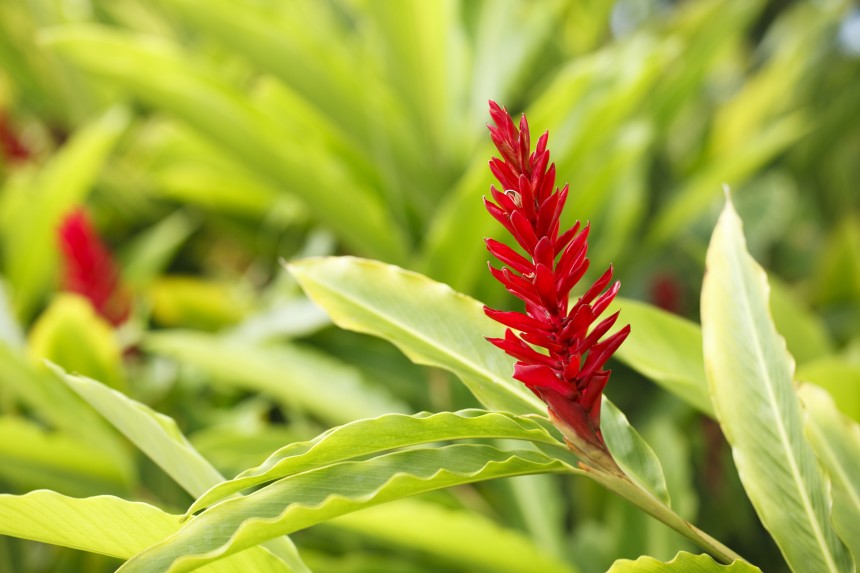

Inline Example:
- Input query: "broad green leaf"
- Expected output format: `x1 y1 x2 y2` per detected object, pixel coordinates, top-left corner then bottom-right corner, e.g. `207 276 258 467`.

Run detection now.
58 370 224 498
188 409 565 515
607 551 762 572
288 256 545 415
0 281 23 349
29 294 125 391
41 24 407 262
56 369 310 573
144 330 409 425
602 399 671 506
701 199 852 572
0 417 128 496
120 444 575 573
329 498 579 573
799 384 860 562
608 298 713 416
1 106 129 320
0 490 294 572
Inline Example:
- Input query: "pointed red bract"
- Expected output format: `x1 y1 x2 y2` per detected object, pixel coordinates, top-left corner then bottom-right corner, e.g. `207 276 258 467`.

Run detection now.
483 101 630 452
58 209 131 326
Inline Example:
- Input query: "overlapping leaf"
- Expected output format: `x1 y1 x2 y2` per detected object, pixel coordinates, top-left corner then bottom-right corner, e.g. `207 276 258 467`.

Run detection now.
701 199 853 572
188 409 568 514
119 444 575 572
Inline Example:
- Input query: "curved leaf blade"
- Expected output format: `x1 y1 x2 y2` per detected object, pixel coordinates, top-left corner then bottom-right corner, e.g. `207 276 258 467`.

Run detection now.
607 551 761 572
288 256 546 415
0 490 293 572
701 199 852 572
188 409 564 514
120 444 576 573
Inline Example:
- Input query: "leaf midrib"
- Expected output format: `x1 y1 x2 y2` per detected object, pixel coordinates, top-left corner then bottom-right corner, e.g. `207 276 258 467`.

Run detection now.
728 240 842 573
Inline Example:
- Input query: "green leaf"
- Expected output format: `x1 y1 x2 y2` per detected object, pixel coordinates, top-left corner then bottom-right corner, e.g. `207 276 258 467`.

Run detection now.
607 551 762 572
29 294 125 391
799 384 860 562
41 24 407 262
58 369 224 498
55 369 310 573
329 498 580 573
119 444 575 573
119 209 199 289
288 256 545 415
609 298 713 416
1 106 129 320
769 277 834 365
144 330 409 425
602 399 671 506
701 199 852 572
188 409 565 515
0 490 294 572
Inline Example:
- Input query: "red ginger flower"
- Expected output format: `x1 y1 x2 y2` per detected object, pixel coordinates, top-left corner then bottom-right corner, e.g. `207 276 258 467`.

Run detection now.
58 209 131 326
483 101 630 455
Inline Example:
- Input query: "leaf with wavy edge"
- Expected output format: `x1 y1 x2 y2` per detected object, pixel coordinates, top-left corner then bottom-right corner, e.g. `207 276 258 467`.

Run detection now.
702 199 852 573
288 256 668 502
0 490 292 572
53 367 308 573
188 409 563 515
799 384 860 563
119 444 576 572
286 257 743 562
607 551 761 572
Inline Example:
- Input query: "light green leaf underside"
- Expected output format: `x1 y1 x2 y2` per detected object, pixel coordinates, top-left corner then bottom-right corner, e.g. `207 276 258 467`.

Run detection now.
701 200 852 573
329 498 579 573
0 490 293 572
144 330 408 426
288 256 545 415
288 256 670 504
55 368 309 573
119 444 576 573
799 383 860 562
58 369 224 497
607 551 762 572
188 409 566 515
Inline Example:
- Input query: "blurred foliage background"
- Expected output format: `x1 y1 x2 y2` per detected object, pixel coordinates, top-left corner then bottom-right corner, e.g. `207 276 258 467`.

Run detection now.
1 0 859 571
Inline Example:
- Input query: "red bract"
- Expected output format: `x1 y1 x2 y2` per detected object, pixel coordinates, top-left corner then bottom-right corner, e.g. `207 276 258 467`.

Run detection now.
483 101 630 454
58 209 131 326
0 112 30 164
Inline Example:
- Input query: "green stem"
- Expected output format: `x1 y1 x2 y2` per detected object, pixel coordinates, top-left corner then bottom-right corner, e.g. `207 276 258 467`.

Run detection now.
585 466 747 565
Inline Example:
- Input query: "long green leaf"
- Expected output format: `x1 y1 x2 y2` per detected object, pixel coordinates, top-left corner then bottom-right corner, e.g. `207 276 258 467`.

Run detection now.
187 409 566 515
144 330 409 425
55 369 309 573
607 551 761 572
288 256 545 415
701 199 852 572
0 490 293 572
120 444 575 573
799 384 860 562
41 24 407 262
